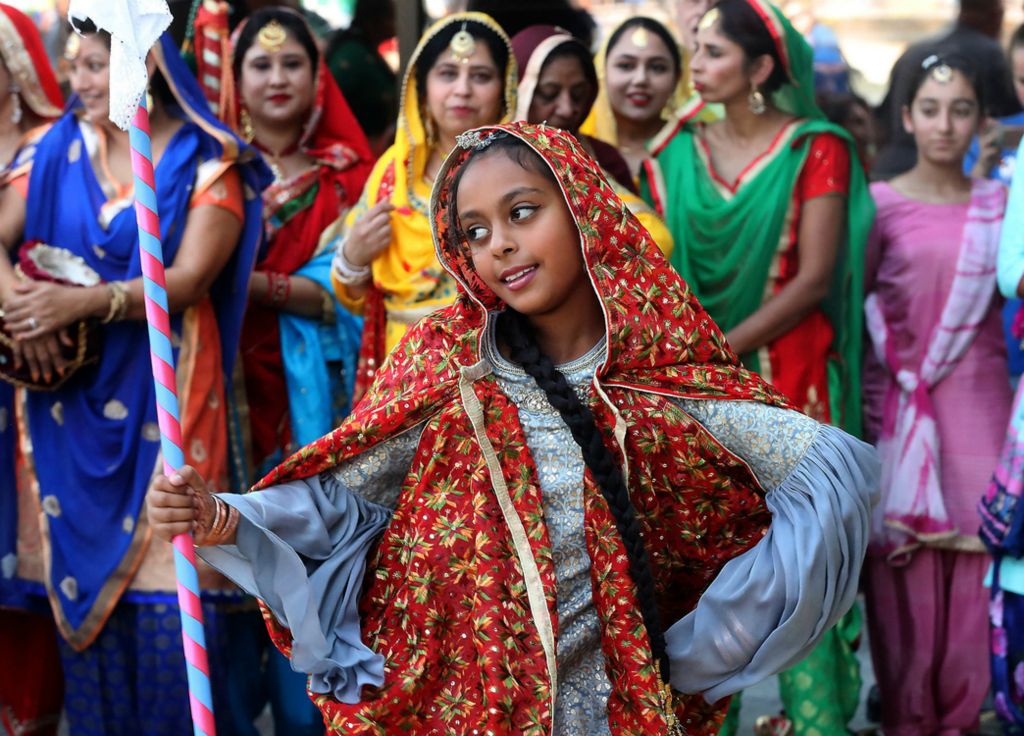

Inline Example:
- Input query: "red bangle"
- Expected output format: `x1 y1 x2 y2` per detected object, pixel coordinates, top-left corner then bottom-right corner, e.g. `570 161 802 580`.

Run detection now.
267 271 291 307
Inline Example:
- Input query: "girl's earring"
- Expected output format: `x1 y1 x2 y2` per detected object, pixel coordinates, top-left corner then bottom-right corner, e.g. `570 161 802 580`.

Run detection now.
240 106 255 143
9 86 21 125
748 85 766 115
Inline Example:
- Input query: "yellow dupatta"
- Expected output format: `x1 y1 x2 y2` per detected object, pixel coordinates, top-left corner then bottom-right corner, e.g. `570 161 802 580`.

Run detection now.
332 12 516 351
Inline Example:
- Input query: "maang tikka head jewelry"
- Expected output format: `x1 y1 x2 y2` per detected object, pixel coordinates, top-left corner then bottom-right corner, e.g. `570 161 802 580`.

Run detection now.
922 54 954 84
449 22 476 64
64 32 81 61
257 19 287 54
699 7 721 32
630 25 649 48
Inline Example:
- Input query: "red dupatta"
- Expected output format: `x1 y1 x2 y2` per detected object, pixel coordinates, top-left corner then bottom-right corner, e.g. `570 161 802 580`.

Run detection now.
0 4 62 122
254 123 791 734
234 11 373 470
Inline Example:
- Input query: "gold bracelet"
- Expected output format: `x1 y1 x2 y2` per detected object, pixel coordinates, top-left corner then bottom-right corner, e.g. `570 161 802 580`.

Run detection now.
101 281 129 324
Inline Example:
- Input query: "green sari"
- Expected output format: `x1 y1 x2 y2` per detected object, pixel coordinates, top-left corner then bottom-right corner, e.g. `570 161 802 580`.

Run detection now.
641 4 874 733
641 1 874 438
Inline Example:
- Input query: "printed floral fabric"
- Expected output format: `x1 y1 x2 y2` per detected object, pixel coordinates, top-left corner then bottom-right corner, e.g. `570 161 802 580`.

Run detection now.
254 122 792 734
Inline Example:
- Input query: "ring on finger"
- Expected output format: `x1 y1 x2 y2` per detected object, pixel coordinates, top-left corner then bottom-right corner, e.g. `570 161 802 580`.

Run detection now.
27 316 38 330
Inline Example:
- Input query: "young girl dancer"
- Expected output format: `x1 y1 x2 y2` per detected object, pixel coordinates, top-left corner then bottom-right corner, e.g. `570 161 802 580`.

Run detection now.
147 122 876 735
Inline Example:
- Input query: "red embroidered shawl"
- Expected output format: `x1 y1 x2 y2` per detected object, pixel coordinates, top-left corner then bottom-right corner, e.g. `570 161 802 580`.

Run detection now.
255 122 791 734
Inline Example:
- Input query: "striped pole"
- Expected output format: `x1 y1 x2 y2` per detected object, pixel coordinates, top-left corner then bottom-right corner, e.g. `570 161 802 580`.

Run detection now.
129 97 217 736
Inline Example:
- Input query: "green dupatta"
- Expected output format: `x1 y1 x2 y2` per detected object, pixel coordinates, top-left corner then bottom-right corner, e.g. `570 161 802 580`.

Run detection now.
641 0 874 437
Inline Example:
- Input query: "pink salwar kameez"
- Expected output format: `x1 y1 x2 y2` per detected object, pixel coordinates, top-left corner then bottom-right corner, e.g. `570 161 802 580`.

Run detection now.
863 179 1013 735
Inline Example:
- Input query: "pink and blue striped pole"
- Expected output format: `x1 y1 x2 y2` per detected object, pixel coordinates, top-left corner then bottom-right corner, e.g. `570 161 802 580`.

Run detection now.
129 96 217 736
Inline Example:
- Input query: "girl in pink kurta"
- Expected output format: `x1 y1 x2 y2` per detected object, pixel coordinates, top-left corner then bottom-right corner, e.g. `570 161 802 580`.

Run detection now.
863 54 1013 736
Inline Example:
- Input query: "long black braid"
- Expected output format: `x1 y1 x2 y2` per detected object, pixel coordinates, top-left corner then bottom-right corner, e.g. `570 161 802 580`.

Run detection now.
499 309 670 680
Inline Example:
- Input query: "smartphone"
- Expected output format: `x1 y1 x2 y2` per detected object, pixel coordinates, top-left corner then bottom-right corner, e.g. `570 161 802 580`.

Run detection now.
1002 126 1024 149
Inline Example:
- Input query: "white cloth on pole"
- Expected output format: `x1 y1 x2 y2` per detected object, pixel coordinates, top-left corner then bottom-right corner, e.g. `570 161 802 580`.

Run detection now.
67 0 172 130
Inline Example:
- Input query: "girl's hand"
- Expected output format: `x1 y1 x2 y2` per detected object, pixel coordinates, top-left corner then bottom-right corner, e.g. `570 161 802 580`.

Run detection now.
343 200 395 268
12 331 73 384
4 281 87 339
147 466 217 543
972 122 1003 179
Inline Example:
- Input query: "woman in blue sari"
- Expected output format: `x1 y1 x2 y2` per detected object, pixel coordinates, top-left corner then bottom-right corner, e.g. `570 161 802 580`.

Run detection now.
0 25 270 735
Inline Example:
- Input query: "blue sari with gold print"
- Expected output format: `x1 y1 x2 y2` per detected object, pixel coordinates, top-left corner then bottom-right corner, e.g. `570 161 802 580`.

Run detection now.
16 33 271 735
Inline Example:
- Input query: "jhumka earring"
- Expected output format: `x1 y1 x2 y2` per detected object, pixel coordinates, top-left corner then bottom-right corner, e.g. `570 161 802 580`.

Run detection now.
240 106 255 143
748 85 766 115
9 86 21 125
422 107 437 149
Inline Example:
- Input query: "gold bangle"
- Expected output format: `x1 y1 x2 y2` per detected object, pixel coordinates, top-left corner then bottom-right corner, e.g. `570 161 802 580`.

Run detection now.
198 494 239 547
101 281 129 324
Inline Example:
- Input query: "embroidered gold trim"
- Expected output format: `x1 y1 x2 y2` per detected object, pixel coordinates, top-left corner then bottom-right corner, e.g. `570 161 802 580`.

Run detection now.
457 361 559 727
15 388 155 651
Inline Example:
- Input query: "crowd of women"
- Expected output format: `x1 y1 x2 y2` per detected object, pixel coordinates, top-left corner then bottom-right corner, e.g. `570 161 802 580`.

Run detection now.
0 0 1020 734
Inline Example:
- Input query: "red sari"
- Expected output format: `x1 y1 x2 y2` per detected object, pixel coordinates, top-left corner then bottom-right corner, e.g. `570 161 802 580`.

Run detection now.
238 60 373 472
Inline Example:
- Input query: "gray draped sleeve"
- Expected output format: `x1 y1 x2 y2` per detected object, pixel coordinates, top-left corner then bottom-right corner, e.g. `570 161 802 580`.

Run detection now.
197 425 424 703
664 400 879 702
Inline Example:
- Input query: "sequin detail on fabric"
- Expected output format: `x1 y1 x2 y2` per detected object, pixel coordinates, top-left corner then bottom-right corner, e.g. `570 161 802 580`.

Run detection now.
488 324 614 734
677 400 818 490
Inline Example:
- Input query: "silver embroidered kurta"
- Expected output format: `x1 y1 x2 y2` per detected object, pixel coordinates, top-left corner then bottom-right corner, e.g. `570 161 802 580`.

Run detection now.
199 329 879 734
482 329 616 734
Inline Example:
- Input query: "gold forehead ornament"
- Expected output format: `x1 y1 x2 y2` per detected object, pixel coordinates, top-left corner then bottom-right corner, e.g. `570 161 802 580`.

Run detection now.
257 19 287 54
64 32 81 61
449 23 476 64
931 63 954 83
921 54 954 84
630 26 649 48
699 7 721 31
